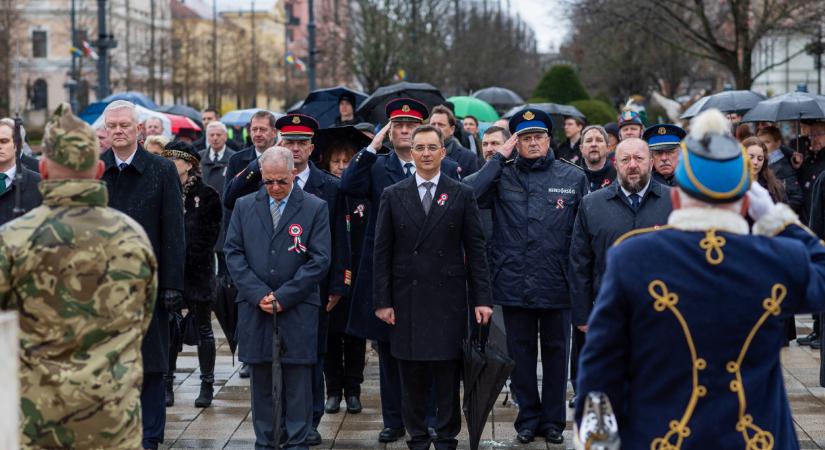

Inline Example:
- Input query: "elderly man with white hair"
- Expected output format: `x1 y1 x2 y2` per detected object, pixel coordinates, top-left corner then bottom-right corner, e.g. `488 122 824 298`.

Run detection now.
225 146 332 450
99 99 186 450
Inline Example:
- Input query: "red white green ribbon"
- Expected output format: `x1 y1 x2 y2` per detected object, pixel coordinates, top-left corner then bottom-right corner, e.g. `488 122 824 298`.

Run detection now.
437 193 448 206
288 224 307 253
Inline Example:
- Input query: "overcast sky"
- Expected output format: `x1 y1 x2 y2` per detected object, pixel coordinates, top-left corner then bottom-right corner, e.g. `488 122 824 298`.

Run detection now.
213 0 569 52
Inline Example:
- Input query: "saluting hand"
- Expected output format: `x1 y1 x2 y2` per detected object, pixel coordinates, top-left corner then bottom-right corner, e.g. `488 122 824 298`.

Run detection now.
497 133 518 159
475 306 493 325
369 122 392 152
375 307 396 325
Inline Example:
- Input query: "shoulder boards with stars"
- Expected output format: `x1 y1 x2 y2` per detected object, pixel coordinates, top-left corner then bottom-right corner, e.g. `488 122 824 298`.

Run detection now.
613 225 673 247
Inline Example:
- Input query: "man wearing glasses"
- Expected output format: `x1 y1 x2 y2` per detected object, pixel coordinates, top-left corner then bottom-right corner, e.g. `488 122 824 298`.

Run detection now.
467 108 589 445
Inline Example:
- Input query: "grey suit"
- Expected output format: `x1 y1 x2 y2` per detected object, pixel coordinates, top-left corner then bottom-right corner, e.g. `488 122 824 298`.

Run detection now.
224 186 332 450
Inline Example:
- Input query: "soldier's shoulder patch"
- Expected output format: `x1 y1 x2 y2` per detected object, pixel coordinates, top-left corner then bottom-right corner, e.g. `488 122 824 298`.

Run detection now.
613 224 673 247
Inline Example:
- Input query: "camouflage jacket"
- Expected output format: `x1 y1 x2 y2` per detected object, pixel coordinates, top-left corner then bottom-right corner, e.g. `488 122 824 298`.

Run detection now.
0 179 158 450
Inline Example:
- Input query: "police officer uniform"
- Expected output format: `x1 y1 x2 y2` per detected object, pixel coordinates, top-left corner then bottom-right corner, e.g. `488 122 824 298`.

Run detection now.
644 124 686 187
575 110 825 450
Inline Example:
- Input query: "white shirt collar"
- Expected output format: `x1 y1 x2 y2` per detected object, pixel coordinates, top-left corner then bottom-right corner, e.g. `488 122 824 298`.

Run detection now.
620 178 651 199
115 147 138 167
296 165 311 189
2 165 16 187
399 157 415 174
209 146 226 161
415 171 441 188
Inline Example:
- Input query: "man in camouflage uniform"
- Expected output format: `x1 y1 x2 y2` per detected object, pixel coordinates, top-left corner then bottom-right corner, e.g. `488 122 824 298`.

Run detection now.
0 103 158 449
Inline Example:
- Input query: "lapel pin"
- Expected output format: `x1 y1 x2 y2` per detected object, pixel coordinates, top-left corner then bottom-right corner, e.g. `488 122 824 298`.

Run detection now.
287 224 307 253
437 193 448 207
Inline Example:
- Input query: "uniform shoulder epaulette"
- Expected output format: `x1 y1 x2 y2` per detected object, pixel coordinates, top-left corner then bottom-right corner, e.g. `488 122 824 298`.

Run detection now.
558 158 585 171
613 224 672 247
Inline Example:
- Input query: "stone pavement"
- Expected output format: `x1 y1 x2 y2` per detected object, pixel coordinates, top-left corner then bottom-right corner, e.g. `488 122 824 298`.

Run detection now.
162 316 825 449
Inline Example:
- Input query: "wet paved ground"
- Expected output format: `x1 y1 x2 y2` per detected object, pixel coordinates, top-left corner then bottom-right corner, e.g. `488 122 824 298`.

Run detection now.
162 316 825 449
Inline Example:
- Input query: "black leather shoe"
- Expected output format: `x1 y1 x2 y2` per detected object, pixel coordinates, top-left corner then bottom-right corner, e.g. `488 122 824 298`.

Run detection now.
812 338 822 350
378 427 405 443
164 379 174 407
345 395 362 414
798 332 819 346
516 429 534 444
304 429 322 446
428 427 438 440
239 363 250 379
325 395 341 413
544 429 563 444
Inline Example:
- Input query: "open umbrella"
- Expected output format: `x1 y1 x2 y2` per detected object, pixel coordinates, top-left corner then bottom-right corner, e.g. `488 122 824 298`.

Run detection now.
311 125 373 164
157 104 204 128
502 103 585 124
357 82 446 124
296 86 368 128
102 91 158 110
287 100 305 113
163 113 202 134
741 91 825 155
680 90 766 119
463 324 514 450
472 87 525 114
79 101 109 124
221 109 282 127
90 104 172 137
447 96 499 122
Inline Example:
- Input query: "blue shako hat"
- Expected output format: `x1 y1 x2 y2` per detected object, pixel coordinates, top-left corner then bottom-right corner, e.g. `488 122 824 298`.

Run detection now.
674 109 751 204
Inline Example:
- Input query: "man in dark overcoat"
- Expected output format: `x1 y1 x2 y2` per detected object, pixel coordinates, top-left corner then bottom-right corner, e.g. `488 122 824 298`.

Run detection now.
0 119 41 224
99 100 185 450
224 147 331 450
199 120 237 274
373 125 492 450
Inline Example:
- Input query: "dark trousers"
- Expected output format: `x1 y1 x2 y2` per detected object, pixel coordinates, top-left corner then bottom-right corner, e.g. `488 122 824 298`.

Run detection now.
312 356 325 428
377 340 404 429
569 327 586 393
397 359 462 450
141 371 166 449
250 362 312 450
324 331 366 397
819 313 824 387
502 306 571 434
167 302 216 383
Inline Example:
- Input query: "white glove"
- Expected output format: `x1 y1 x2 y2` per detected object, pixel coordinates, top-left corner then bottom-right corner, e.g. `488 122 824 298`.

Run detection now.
747 181 775 222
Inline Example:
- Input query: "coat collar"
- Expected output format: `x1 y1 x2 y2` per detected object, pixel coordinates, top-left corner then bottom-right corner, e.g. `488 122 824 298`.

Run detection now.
386 151 407 182
605 177 667 200
398 174 458 249
303 161 326 193
102 146 150 174
254 185 306 240
667 207 749 235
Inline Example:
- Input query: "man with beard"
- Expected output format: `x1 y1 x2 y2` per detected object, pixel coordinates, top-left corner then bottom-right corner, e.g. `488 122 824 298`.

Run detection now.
618 110 644 141
644 124 686 187
580 125 616 191
568 137 673 406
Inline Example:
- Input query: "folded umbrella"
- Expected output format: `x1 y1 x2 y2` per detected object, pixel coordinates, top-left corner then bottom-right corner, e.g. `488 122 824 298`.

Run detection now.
463 323 514 450
357 82 446 124
680 90 765 119
447 96 500 122
296 86 368 128
213 272 238 355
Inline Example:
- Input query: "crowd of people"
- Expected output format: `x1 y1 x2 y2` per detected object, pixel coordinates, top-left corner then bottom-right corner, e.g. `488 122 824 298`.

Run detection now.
0 88 824 450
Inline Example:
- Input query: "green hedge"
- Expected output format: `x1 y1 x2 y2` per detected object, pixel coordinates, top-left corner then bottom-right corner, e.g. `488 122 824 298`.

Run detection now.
532 65 589 105
570 99 617 126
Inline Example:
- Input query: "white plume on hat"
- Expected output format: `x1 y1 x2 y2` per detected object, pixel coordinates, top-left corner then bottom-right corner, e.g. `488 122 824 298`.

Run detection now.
689 108 731 140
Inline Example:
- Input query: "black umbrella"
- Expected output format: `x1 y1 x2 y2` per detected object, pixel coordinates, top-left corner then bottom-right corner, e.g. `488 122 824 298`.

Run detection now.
472 87 525 114
296 86 368 128
680 90 766 119
357 82 446 124
213 273 238 356
287 100 305 113
502 103 586 127
311 125 373 165
157 104 204 129
741 91 825 155
271 305 283 449
463 323 514 450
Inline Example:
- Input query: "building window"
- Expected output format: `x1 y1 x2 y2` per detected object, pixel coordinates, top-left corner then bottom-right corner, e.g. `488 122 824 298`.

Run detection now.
32 30 47 58
32 79 48 110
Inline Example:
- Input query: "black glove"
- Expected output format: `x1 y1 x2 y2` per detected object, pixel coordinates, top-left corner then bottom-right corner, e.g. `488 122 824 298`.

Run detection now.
161 289 185 312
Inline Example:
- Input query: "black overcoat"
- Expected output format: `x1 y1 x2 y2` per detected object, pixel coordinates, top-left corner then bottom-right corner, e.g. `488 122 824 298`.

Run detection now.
329 197 370 333
0 166 42 225
373 175 492 361
183 177 222 305
101 147 185 373
199 147 236 252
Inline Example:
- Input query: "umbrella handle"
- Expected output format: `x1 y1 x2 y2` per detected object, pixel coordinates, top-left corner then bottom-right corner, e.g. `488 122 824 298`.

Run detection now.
469 322 490 350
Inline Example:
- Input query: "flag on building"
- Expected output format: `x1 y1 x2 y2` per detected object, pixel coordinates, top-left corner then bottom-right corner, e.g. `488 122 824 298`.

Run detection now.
285 51 306 72
82 41 99 60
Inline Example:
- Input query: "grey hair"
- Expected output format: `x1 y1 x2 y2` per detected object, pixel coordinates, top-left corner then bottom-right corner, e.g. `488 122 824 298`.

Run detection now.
144 116 163 127
259 146 294 170
581 125 608 142
206 121 227 134
103 100 139 122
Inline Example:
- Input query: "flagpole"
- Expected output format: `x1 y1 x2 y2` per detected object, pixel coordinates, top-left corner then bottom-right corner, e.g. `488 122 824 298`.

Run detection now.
68 0 78 111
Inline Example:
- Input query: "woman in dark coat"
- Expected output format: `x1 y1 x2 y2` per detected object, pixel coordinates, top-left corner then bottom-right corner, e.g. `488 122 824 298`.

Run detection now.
162 141 222 408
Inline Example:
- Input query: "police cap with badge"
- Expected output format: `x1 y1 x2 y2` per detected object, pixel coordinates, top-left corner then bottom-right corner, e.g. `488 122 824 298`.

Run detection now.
643 124 686 152
276 114 319 141
675 110 751 204
508 108 554 135
385 98 429 123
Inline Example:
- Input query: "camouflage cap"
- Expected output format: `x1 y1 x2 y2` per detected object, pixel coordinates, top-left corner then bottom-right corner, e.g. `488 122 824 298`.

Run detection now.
42 103 99 171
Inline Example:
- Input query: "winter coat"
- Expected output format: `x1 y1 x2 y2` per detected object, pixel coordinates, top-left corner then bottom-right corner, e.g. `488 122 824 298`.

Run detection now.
445 138 479 177
182 176 222 305
583 160 617 192
199 147 237 252
768 155 802 212
0 166 42 225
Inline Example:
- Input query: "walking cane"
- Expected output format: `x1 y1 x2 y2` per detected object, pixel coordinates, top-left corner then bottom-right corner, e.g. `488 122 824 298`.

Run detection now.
271 293 283 449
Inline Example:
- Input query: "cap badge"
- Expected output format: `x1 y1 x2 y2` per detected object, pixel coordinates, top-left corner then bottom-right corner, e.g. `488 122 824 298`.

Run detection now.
401 104 411 112
523 111 535 120
292 116 300 124
658 127 667 135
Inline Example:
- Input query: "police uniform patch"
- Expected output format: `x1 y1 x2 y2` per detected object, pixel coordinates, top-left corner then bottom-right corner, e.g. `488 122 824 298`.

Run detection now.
292 116 301 124
402 104 411 112
658 127 667 135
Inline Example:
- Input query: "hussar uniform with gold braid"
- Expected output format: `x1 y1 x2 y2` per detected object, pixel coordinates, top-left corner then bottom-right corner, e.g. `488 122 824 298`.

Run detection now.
576 110 825 450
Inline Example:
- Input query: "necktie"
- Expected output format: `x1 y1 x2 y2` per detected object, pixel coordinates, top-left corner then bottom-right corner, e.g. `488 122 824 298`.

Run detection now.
212 153 218 163
404 162 414 177
271 200 282 230
0 173 7 194
118 162 128 171
421 181 434 215
629 193 641 210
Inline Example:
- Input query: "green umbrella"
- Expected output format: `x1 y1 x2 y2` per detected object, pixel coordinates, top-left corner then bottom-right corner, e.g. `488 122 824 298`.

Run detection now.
447 96 500 122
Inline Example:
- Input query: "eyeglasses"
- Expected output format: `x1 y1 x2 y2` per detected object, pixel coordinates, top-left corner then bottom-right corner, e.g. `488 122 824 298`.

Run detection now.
412 144 442 152
262 178 291 186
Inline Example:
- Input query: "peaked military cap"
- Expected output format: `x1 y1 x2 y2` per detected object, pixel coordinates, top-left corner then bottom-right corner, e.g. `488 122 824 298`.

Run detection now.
386 98 428 123
643 124 686 151
276 113 319 141
508 108 554 135
618 110 644 129
675 109 751 204
42 102 99 171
